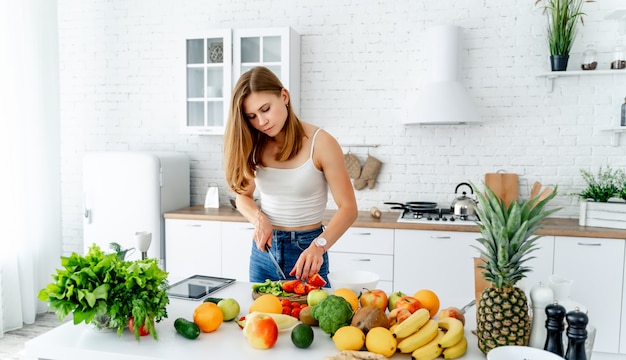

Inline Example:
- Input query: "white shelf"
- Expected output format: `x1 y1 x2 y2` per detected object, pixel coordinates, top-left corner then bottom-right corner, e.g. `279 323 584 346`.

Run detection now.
600 127 626 146
537 70 626 92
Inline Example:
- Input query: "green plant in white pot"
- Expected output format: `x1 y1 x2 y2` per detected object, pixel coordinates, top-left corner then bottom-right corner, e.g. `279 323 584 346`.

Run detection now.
535 0 592 71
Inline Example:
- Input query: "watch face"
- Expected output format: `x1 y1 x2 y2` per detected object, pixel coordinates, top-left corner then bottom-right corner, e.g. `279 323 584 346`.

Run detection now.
316 238 327 247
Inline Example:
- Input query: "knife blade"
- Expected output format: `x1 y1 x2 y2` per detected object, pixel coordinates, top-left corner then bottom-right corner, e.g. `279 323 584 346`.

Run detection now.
265 244 286 280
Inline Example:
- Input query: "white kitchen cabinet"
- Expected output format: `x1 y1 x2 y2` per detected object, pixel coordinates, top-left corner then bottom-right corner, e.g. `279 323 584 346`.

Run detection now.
221 221 254 281
553 236 625 354
233 27 300 114
164 219 222 282
183 29 232 135
328 227 394 293
519 236 555 296
394 230 480 307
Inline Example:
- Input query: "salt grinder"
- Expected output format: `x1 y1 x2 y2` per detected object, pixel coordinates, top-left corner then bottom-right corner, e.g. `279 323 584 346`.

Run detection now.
529 282 554 349
565 308 588 360
544 301 566 357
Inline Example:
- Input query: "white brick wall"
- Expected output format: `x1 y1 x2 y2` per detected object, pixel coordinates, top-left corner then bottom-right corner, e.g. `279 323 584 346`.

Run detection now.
58 0 626 254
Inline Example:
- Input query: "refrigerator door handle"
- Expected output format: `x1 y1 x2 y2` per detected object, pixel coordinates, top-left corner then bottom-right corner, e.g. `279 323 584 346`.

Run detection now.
83 194 92 224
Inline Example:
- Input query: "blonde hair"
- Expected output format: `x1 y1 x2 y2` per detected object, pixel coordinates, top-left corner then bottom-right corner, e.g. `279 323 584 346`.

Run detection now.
223 67 305 194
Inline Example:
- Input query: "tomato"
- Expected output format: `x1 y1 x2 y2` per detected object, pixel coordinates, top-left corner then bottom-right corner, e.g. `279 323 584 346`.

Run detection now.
306 273 327 288
303 283 318 294
290 307 301 319
281 280 301 293
128 317 151 337
282 306 291 315
281 299 292 307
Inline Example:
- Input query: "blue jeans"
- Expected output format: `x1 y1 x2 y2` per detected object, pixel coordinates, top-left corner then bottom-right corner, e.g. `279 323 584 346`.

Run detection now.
249 226 329 285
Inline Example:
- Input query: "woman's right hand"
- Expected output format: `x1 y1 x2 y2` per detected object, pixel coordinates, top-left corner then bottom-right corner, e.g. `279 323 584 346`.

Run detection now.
253 210 273 250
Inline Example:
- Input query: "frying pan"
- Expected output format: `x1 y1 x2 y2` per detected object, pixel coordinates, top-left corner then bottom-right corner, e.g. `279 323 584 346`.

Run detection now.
384 202 438 212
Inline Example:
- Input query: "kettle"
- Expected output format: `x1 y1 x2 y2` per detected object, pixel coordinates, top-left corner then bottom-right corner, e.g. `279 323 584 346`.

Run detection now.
451 182 478 218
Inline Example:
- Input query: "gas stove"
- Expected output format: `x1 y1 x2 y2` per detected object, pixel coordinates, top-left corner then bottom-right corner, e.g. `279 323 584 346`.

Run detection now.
396 208 479 225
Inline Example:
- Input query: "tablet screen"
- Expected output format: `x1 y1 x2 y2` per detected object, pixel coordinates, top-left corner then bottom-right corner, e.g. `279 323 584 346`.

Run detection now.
167 275 236 300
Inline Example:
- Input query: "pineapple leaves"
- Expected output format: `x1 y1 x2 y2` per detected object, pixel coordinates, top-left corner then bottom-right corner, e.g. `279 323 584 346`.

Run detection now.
470 182 561 290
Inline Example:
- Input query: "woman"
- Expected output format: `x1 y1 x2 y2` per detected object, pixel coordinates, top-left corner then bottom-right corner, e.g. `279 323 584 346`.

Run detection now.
223 66 358 284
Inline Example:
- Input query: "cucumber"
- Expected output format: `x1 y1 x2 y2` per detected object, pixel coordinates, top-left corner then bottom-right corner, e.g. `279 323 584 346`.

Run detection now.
174 318 200 339
203 297 223 304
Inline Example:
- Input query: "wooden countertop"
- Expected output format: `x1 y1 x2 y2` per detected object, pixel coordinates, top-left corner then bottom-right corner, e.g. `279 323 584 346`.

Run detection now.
164 205 626 239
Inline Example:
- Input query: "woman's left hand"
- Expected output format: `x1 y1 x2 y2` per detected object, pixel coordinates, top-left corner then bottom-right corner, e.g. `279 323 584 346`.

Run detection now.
289 246 325 280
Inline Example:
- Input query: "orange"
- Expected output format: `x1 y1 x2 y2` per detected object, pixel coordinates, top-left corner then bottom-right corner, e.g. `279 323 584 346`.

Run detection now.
413 289 440 318
249 294 283 314
193 302 224 332
333 288 359 312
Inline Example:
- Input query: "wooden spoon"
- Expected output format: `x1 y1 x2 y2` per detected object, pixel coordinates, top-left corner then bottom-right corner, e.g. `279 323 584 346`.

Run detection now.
537 187 553 203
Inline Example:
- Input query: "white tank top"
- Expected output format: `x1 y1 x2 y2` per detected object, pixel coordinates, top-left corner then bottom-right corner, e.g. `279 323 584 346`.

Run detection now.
255 129 328 227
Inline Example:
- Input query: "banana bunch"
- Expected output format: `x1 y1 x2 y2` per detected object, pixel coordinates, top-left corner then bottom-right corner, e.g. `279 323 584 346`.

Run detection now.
392 310 467 360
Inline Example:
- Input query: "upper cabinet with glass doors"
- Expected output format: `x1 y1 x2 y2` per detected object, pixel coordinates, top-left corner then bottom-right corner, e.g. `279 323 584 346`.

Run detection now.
183 30 232 135
233 27 301 116
183 27 300 135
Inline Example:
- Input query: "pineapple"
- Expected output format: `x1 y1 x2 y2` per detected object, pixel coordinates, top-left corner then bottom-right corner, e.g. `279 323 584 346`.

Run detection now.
471 183 560 354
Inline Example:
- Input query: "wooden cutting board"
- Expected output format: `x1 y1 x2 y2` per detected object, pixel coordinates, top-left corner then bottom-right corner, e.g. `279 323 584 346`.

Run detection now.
485 172 519 208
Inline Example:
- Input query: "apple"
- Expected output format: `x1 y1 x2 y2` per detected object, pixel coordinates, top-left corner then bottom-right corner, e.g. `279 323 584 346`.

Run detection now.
217 298 240 321
243 313 279 350
394 296 422 313
388 291 407 311
387 307 412 327
438 306 466 325
307 288 329 307
360 289 388 311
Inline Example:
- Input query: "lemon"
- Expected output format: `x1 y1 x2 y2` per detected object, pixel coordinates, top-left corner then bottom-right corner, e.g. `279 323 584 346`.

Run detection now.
332 325 365 351
249 294 282 314
365 326 397 357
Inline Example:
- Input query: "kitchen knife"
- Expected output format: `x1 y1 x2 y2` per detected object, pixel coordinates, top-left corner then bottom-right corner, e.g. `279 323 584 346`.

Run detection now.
265 244 286 280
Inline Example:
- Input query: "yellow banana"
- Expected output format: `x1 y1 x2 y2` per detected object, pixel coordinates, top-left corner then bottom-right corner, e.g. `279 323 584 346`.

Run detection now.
437 317 465 348
245 312 298 332
411 330 444 360
442 336 468 359
393 308 430 338
397 319 438 353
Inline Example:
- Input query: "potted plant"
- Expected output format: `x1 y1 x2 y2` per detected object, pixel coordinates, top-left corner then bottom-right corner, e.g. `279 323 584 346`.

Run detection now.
38 244 169 340
471 183 559 353
535 0 591 71
575 165 626 229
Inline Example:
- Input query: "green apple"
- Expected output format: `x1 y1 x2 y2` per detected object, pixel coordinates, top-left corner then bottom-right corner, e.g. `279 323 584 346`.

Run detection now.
387 291 406 312
307 289 329 306
217 298 240 321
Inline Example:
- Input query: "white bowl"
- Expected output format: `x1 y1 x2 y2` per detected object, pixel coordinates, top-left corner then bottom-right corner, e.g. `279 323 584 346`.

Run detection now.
327 270 379 294
487 346 565 360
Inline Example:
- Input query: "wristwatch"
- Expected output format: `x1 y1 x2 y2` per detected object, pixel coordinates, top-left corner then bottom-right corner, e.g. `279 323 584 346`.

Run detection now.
313 237 327 253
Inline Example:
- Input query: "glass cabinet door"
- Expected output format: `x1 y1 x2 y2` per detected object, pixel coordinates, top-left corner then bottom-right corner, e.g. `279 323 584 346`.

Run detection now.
233 27 300 113
183 30 232 135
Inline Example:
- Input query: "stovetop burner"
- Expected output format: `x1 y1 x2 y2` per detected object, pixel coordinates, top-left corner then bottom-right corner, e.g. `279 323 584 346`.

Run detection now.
388 202 479 224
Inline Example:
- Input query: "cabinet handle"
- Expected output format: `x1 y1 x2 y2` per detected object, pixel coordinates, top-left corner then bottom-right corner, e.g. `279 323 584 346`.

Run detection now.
430 236 451 239
577 242 601 246
351 258 372 262
187 224 203 228
353 232 372 236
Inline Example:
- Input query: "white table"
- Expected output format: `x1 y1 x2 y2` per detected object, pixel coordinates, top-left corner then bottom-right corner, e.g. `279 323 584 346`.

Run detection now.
24 282 624 360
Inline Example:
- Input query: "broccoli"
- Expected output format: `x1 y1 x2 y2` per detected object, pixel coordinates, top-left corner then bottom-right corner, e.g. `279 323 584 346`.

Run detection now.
311 295 354 335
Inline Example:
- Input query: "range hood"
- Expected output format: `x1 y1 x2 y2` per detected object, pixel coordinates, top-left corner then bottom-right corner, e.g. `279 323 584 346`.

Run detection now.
404 24 482 125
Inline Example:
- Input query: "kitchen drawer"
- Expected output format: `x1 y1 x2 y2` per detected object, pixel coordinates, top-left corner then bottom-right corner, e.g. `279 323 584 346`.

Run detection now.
328 252 393 281
331 227 393 255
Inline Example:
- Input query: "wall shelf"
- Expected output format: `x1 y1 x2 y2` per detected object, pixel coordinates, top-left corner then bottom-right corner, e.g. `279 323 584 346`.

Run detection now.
537 70 626 92
600 127 626 146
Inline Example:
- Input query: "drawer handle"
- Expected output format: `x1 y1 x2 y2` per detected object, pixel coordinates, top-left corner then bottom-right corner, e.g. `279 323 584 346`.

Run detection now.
187 224 203 228
577 242 601 246
430 236 451 239
353 232 372 236
351 259 372 262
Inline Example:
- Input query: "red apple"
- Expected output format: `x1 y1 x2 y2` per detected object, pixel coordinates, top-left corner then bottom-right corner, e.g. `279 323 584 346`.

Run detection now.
243 313 278 349
394 296 423 313
438 306 466 326
387 307 412 327
359 288 388 311
387 291 407 311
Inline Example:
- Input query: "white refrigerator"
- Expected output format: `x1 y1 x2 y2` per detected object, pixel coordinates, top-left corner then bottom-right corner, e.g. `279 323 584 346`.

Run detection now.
83 151 190 266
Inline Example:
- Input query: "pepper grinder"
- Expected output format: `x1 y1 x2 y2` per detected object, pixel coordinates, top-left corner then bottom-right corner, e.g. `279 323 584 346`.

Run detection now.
529 282 554 349
565 308 588 360
544 301 566 357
